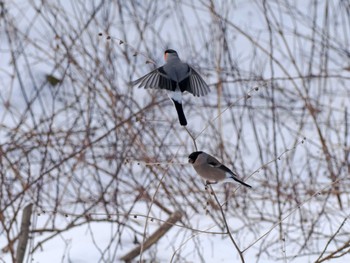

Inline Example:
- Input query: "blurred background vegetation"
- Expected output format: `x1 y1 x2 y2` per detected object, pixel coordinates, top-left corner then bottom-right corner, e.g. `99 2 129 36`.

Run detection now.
1 1 349 262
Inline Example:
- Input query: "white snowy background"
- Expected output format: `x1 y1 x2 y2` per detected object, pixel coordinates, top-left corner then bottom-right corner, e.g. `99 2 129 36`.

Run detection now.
1 0 350 262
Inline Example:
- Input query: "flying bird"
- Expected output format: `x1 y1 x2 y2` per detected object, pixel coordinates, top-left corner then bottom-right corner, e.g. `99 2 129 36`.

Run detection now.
130 49 210 126
188 151 252 188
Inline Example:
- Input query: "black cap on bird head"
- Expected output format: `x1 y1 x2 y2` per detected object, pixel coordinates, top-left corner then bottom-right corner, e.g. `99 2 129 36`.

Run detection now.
164 49 178 60
164 49 178 55
188 151 203 163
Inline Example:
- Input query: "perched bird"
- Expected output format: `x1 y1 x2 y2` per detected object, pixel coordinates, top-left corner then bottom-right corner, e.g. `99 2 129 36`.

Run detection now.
188 151 252 188
130 49 210 126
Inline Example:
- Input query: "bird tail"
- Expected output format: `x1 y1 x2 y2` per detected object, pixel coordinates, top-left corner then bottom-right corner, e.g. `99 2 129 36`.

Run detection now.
171 99 187 126
229 176 252 188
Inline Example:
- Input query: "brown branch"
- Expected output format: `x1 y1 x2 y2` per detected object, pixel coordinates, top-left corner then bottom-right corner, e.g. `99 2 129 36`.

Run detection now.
209 186 245 263
16 203 33 263
315 217 349 262
120 211 182 262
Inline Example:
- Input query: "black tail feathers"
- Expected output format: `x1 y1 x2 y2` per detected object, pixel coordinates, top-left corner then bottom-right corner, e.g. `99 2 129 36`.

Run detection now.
172 99 187 126
231 176 252 188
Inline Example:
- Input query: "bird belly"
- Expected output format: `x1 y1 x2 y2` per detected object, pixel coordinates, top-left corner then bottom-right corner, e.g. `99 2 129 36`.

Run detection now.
194 165 226 181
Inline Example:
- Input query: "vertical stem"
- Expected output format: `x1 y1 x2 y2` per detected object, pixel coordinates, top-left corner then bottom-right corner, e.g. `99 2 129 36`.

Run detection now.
16 203 33 263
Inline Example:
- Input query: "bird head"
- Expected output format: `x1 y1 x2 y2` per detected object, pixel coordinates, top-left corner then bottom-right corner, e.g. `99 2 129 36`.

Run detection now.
188 151 203 164
164 49 178 61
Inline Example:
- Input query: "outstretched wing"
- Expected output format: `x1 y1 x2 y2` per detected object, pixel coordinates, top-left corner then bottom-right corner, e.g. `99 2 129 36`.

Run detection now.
130 67 176 91
179 67 210 97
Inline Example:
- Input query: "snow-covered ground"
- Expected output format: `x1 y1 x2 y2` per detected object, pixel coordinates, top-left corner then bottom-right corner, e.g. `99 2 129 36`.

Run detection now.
1 1 350 262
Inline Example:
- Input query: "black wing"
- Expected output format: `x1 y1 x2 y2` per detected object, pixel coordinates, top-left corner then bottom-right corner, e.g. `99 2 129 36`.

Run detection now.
208 161 235 175
207 155 252 188
130 67 177 91
179 67 210 97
